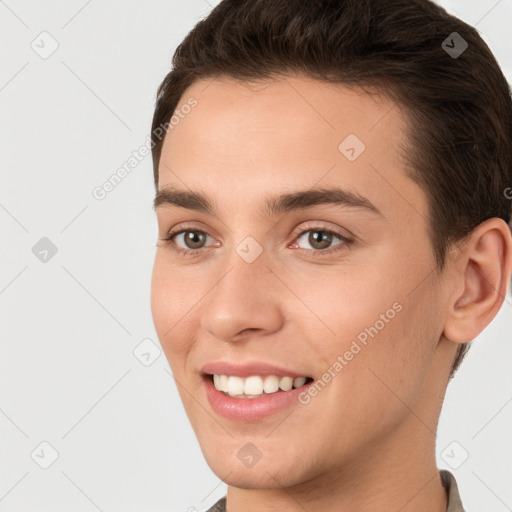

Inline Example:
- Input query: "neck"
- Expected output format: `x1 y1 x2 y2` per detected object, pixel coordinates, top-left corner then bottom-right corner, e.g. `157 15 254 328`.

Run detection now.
226 426 448 512
225 339 455 512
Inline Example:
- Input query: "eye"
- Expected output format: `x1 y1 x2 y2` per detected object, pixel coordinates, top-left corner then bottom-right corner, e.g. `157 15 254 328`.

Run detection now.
162 228 219 257
291 225 352 256
159 223 352 259
173 230 211 250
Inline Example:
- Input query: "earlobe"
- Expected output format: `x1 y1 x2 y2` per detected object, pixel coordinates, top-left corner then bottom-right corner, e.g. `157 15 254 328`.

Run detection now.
443 218 512 344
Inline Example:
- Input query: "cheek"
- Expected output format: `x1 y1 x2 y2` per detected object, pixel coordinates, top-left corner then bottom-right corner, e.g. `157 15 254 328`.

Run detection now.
290 261 401 352
294 256 434 400
150 256 203 359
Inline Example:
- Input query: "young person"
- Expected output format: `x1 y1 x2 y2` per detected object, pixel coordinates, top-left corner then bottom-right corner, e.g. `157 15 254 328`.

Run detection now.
149 1 512 510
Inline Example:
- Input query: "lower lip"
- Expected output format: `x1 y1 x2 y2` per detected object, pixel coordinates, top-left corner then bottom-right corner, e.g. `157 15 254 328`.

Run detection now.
203 376 312 421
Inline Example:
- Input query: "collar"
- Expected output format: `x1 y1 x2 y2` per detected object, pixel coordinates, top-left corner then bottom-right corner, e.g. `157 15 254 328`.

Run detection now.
441 469 467 512
205 469 467 511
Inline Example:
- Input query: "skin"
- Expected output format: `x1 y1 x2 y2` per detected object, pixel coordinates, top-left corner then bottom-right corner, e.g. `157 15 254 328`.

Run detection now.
150 75 512 512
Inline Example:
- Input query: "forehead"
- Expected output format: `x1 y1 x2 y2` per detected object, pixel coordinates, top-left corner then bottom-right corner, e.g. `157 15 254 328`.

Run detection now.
157 75 423 225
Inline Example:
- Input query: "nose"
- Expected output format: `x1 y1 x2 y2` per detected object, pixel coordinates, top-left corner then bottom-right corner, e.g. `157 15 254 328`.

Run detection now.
199 248 285 343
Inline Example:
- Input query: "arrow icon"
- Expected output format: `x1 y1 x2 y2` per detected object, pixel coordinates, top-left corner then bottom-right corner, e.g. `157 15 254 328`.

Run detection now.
236 236 263 263
31 441 59 469
444 449 455 458
31 31 59 60
441 32 467 59
32 237 58 262
339 134 365 161
134 339 161 366
237 441 262 467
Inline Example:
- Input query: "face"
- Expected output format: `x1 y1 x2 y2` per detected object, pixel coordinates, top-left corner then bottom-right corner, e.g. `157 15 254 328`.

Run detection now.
151 76 454 490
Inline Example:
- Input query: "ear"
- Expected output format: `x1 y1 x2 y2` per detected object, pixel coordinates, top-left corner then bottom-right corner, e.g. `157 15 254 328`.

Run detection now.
443 218 512 344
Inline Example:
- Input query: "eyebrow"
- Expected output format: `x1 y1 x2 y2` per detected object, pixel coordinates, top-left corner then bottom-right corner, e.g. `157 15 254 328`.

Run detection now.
153 185 383 218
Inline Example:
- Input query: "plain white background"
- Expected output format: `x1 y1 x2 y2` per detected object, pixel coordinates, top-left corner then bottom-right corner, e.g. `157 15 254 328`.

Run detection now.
0 1 511 511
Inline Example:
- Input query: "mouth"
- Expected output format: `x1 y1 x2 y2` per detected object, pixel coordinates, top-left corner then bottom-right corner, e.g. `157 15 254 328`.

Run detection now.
199 361 317 420
205 373 315 399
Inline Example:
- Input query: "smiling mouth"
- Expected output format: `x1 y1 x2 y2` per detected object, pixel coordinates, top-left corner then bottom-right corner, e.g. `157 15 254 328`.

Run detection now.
207 373 314 398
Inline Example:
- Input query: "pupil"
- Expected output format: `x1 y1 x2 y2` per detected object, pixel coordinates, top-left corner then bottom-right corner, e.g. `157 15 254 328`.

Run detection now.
310 230 331 250
186 231 204 249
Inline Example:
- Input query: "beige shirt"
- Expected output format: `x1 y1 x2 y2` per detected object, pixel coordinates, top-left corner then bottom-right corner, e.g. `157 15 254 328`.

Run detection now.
205 469 466 512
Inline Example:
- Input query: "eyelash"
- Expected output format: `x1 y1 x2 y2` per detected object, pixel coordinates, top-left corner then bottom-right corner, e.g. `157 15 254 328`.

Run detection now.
159 223 353 259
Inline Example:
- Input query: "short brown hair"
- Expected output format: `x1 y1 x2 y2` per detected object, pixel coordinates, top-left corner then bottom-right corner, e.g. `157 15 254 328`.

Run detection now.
151 0 512 378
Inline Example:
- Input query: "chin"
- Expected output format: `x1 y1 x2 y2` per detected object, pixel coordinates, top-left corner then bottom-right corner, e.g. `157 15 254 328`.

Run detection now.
213 463 298 490
202 444 311 490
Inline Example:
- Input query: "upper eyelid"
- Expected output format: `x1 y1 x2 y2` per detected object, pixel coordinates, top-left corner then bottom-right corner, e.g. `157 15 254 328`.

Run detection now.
166 223 351 246
294 221 353 239
166 222 346 236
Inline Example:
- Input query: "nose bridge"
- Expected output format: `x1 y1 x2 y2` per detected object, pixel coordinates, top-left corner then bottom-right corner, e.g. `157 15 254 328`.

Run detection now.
213 238 272 304
200 239 284 341
216 234 272 297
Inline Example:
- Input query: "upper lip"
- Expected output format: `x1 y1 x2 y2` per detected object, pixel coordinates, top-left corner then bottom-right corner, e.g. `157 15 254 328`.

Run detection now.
201 361 311 378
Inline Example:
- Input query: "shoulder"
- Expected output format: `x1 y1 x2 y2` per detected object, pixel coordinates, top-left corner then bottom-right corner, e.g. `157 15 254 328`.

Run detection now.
440 469 468 512
203 496 226 512
203 473 468 512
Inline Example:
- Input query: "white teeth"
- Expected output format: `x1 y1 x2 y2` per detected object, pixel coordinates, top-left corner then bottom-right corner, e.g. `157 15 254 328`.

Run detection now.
227 376 244 397
293 377 306 388
244 376 264 395
219 374 229 393
263 375 279 393
212 374 310 397
279 376 293 391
